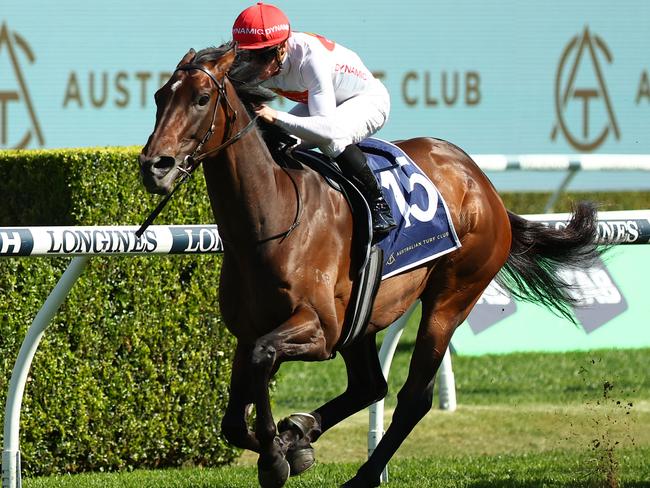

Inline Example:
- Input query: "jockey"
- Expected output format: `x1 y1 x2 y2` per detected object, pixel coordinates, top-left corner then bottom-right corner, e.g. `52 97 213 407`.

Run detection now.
231 2 396 236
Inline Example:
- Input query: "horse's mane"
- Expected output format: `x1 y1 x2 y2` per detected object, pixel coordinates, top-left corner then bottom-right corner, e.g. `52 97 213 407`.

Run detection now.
194 43 291 151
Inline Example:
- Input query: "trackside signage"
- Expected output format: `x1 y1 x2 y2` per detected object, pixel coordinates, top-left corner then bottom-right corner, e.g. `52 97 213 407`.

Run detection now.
0 226 223 256
529 215 650 245
406 210 650 354
451 246 649 355
465 255 628 335
2 1 650 153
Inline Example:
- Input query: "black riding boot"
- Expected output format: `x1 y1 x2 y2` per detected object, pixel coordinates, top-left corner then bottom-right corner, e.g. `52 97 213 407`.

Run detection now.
335 145 397 236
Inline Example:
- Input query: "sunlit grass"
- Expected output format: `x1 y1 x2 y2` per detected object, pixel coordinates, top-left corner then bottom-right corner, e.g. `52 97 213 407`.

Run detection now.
24 448 650 487
23 345 650 487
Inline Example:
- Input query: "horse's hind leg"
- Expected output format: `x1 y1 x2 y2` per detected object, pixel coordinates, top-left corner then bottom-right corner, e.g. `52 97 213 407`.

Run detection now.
278 334 387 475
343 274 495 487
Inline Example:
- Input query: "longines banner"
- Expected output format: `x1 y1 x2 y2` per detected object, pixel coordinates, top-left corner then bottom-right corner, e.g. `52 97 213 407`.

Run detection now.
2 1 650 154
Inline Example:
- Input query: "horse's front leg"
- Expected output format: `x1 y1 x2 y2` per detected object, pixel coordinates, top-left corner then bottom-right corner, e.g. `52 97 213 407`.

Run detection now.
221 342 261 453
251 304 330 488
276 334 387 476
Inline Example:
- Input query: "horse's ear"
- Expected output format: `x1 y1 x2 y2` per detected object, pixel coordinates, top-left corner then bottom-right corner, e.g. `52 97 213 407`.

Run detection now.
177 48 196 68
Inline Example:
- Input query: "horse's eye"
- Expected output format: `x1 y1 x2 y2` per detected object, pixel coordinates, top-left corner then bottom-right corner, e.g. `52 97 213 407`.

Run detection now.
198 94 210 106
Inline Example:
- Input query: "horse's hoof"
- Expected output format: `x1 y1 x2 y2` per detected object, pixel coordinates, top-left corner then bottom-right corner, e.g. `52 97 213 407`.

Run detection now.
340 470 380 488
258 457 290 488
286 445 315 476
340 477 367 488
277 412 318 437
340 479 378 488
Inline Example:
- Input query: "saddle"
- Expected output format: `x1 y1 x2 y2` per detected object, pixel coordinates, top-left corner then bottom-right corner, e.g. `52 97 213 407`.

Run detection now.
273 143 383 351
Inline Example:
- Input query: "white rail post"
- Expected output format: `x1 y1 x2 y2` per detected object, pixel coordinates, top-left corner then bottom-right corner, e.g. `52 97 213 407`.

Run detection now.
437 347 457 412
368 302 415 484
367 301 421 483
2 256 90 488
543 166 580 213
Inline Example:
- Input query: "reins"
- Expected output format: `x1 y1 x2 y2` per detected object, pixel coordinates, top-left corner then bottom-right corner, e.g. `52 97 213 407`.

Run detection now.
257 162 303 243
137 62 302 242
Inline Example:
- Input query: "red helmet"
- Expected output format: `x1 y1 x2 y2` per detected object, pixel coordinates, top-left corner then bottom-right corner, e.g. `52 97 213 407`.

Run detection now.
232 3 291 50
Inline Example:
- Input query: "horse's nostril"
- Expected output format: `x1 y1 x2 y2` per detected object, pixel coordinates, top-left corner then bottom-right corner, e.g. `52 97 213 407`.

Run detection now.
154 156 177 171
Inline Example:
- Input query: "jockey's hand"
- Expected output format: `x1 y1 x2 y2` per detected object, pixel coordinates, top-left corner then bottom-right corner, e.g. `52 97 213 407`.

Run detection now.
254 104 277 124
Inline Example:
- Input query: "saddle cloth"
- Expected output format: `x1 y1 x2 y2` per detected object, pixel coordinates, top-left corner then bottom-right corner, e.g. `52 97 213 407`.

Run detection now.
358 138 462 279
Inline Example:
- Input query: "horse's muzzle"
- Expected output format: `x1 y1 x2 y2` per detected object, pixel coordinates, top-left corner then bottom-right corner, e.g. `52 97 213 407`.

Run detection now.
139 153 180 195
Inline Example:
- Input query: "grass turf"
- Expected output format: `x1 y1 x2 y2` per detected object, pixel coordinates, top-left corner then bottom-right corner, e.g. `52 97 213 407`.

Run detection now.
22 338 650 487
11 185 650 487
23 448 650 487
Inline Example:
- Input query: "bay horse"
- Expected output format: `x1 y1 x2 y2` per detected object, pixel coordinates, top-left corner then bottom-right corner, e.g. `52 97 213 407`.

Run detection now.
139 44 600 488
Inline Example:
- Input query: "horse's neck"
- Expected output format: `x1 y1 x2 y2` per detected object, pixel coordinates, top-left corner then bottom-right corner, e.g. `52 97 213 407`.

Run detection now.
204 101 287 247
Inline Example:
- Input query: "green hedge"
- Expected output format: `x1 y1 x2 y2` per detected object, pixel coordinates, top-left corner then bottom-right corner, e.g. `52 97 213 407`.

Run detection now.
0 147 237 476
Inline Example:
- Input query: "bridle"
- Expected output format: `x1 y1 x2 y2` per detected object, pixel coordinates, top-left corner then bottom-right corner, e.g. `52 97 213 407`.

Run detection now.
175 63 259 170
137 62 256 237
137 57 302 242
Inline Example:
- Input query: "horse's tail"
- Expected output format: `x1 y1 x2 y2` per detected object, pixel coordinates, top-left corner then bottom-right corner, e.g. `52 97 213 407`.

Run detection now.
495 201 601 322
